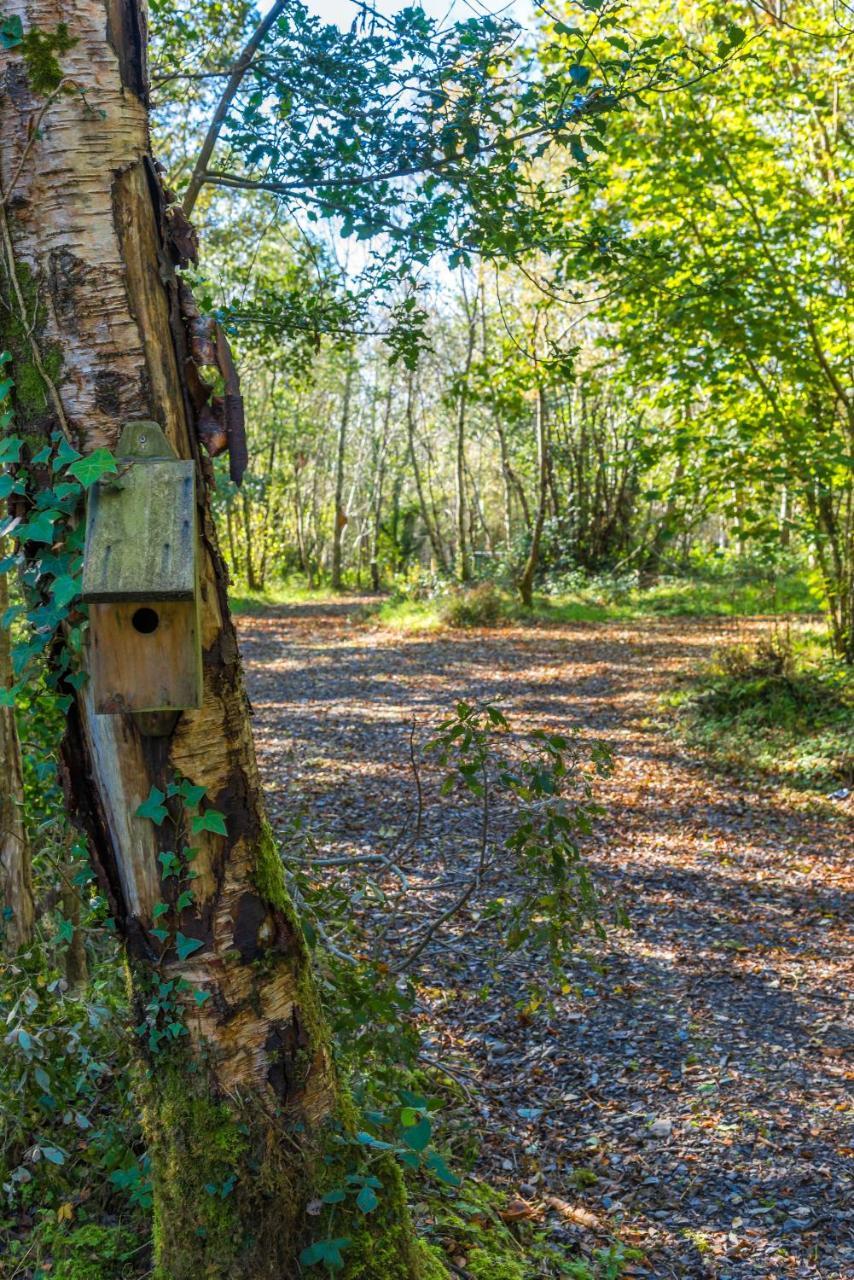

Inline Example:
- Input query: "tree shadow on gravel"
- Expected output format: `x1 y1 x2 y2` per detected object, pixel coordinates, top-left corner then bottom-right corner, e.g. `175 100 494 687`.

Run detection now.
238 608 854 1280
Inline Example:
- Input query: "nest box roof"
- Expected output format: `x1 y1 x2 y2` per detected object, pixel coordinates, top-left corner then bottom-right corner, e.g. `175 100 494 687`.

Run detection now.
81 423 197 604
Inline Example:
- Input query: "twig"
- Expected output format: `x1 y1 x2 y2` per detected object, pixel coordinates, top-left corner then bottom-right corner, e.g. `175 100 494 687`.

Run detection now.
0 82 69 207
391 862 489 972
0 203 71 441
182 0 290 218
417 1052 479 1102
285 873 358 965
292 850 410 889
409 718 424 841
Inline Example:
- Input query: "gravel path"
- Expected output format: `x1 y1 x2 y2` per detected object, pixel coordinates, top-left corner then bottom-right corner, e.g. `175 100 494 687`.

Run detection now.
238 602 852 1280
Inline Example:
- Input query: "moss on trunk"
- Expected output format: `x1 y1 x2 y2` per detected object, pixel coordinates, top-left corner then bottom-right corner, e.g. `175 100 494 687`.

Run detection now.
140 822 448 1279
144 1061 447 1279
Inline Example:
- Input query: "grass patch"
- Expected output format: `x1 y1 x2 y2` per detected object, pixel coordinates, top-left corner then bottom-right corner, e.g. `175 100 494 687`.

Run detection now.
536 571 818 622
425 1179 640 1279
229 581 363 616
369 597 446 632
665 630 853 791
365 571 819 632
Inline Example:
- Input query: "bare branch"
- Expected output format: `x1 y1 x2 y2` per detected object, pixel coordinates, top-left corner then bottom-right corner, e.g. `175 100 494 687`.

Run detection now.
181 0 290 218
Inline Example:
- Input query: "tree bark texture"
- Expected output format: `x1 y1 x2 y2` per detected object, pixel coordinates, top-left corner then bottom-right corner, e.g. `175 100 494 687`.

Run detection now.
0 5 439 1276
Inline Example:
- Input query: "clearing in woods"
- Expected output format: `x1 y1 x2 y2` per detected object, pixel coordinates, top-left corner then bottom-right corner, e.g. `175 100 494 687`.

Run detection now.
238 600 852 1280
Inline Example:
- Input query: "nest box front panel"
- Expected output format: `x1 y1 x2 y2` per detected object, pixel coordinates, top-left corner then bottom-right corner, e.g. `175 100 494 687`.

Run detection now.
88 600 202 714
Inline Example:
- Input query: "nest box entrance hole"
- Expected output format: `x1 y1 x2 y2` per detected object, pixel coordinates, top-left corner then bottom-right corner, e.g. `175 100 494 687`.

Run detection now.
132 606 160 634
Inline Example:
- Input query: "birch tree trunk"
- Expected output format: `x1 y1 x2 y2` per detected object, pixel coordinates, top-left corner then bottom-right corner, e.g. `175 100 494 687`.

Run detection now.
405 372 448 572
331 360 353 590
0 542 33 951
518 386 549 609
370 381 393 592
0 5 439 1276
453 286 477 584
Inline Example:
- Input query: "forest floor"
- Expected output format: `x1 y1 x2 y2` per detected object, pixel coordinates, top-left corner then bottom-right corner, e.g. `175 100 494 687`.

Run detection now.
237 600 852 1280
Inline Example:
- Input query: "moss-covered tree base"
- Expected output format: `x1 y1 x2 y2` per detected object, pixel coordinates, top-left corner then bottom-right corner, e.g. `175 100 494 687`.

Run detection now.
144 1061 448 1280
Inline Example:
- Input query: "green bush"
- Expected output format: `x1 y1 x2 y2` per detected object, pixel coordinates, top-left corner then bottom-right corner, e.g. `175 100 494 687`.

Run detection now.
439 584 503 628
668 632 854 790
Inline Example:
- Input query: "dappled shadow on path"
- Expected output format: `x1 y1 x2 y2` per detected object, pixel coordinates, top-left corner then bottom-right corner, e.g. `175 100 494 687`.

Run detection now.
239 609 852 1280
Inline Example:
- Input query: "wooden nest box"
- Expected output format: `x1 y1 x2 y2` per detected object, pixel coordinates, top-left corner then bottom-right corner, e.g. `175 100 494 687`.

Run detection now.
81 421 202 715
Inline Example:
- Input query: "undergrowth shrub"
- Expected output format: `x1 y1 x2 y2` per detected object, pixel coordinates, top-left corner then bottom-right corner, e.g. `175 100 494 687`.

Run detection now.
439 584 503 628
669 631 853 789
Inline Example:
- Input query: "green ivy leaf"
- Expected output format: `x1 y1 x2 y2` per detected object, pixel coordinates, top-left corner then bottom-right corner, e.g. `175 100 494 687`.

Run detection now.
401 1115 431 1152
355 1131 393 1150
0 15 23 48
175 932 204 961
40 1145 66 1166
178 779 207 807
67 448 118 488
299 1239 351 1270
136 787 168 825
425 1152 460 1186
51 574 80 609
19 509 61 544
356 1184 379 1214
53 437 82 470
158 851 179 879
191 809 228 837
322 1188 347 1204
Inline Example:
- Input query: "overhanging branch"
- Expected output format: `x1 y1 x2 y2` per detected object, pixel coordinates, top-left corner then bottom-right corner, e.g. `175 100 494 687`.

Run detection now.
181 0 290 218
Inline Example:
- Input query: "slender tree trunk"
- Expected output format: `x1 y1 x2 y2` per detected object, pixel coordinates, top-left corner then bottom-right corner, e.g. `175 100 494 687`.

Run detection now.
495 418 531 532
0 542 33 951
258 435 277 590
497 429 514 547
331 361 353 590
0 7 437 1277
61 830 88 990
242 490 260 591
370 383 392 592
518 387 549 609
405 372 447 572
453 289 477 584
293 454 314 589
226 502 242 580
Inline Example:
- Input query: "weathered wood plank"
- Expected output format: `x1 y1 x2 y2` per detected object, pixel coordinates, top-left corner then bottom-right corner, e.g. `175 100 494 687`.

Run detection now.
88 600 202 712
82 459 196 602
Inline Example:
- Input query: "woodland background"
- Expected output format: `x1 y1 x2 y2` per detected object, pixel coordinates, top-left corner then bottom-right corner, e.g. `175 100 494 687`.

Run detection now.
1 1 852 1279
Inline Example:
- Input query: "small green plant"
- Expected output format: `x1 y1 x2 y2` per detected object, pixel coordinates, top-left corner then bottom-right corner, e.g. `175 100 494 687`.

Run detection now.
439 583 503 628
131 778 226 1053
426 701 616 979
